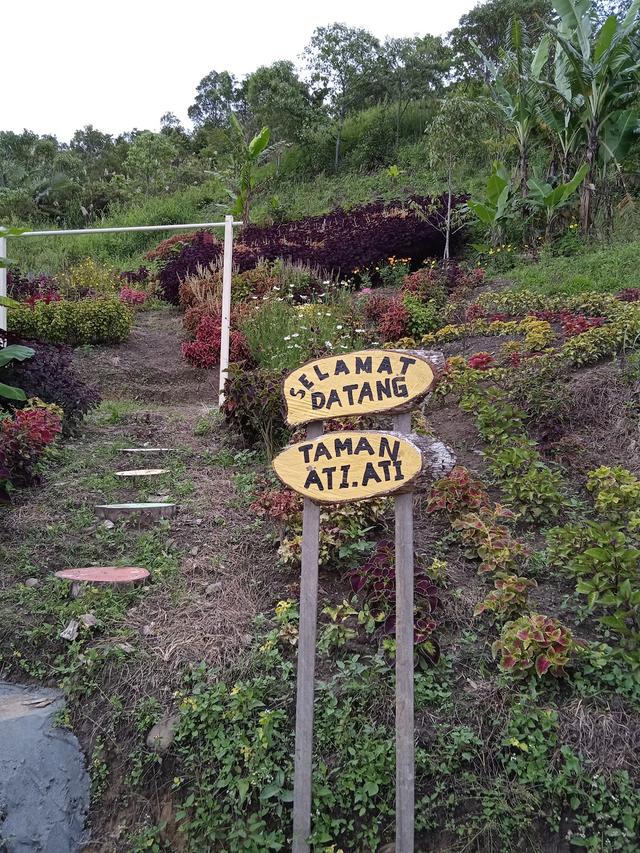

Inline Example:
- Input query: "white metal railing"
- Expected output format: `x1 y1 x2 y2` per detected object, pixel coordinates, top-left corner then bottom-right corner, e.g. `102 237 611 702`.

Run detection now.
0 216 242 404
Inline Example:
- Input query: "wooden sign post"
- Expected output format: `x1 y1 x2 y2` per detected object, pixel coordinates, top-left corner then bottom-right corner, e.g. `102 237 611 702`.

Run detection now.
274 350 437 853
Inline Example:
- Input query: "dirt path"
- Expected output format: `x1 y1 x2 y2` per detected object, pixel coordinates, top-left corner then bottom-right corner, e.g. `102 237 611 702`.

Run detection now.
0 313 289 849
73 308 216 404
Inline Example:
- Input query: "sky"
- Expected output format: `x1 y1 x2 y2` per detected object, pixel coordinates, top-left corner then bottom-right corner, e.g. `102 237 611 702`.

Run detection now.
2 0 476 143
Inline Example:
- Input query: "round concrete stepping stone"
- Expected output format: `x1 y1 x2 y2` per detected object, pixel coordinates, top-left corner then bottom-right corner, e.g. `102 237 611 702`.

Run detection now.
55 566 150 585
115 468 169 478
95 502 176 522
120 447 172 453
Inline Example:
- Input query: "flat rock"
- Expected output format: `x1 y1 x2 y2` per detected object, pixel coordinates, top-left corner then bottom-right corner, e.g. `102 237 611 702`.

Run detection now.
114 468 169 478
0 681 89 852
94 502 176 522
146 713 180 753
55 567 150 585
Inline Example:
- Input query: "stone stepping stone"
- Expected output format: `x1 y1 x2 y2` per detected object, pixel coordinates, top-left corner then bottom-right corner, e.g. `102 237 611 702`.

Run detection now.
55 566 150 585
115 468 169 478
95 502 176 522
120 447 173 454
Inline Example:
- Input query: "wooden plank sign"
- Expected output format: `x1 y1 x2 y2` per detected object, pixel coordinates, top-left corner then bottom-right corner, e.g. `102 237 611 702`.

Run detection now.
283 349 435 426
281 348 441 853
273 430 422 504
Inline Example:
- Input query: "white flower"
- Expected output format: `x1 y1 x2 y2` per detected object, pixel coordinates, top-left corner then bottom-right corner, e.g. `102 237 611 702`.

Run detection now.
355 328 365 333
272 286 280 291
292 333 299 338
284 336 291 341
325 341 333 348
323 280 330 285
336 325 343 330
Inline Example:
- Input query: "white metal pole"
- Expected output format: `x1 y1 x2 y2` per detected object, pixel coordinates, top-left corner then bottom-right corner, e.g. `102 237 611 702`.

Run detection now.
218 214 234 406
0 237 7 335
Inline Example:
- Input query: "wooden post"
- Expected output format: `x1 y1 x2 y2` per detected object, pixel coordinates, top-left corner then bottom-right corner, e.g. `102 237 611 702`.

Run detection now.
394 411 414 852
292 420 323 852
218 214 234 406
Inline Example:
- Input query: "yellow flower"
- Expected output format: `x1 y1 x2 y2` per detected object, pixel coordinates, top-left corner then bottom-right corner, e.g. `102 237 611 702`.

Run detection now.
230 685 241 696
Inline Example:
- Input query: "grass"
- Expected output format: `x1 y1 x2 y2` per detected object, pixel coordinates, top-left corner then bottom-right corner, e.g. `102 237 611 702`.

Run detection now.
506 238 640 296
10 179 226 274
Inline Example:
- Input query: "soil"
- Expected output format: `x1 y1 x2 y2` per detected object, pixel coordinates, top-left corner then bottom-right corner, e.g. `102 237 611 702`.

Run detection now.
73 309 215 404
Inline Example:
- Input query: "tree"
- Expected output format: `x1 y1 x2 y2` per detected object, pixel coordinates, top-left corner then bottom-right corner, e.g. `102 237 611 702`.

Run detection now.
244 61 319 142
124 131 177 191
188 70 238 127
545 0 640 232
304 23 385 169
473 18 550 196
450 0 554 77
425 94 490 259
223 116 271 226
384 35 453 146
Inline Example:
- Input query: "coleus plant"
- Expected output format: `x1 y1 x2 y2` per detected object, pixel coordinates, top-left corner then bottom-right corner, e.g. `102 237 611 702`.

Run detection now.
474 575 537 621
348 540 439 610
383 609 440 666
467 351 495 370
426 466 490 516
492 613 587 677
453 505 527 573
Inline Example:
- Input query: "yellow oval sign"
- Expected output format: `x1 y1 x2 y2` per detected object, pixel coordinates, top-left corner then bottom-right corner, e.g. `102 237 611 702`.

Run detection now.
283 349 435 426
272 430 423 504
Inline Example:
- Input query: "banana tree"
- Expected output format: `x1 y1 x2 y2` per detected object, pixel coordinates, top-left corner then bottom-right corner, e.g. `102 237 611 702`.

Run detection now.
527 163 589 237
224 117 271 227
547 0 640 233
534 35 585 181
468 161 516 243
0 340 34 401
472 18 549 197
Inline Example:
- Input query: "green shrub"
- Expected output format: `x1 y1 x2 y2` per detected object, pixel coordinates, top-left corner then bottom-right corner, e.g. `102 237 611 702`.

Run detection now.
8 298 133 345
403 294 442 337
57 257 120 299
222 365 288 458
586 466 640 520
561 310 640 366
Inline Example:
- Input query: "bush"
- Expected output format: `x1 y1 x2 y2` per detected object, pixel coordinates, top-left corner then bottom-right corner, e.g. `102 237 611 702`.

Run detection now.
8 269 59 303
154 197 451 303
57 257 120 299
0 404 62 500
378 297 410 342
492 613 586 677
119 287 149 306
2 340 100 434
403 294 441 337
8 298 133 345
181 315 252 369
241 295 364 372
222 365 288 456
426 467 490 516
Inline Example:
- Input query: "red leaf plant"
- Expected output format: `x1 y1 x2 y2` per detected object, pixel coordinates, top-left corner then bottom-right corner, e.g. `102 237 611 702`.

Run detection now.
492 613 587 677
467 352 494 370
